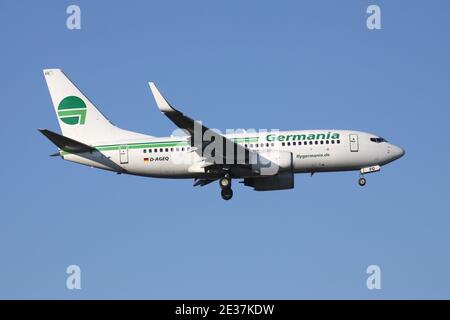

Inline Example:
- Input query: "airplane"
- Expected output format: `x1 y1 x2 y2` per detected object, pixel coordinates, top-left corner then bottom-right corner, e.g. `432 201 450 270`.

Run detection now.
39 69 405 200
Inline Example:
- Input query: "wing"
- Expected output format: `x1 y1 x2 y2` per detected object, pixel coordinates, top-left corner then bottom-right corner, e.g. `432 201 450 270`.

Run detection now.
149 82 261 171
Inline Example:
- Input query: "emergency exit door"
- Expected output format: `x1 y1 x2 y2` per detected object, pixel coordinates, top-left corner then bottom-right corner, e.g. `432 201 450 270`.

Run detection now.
119 145 129 164
349 134 359 152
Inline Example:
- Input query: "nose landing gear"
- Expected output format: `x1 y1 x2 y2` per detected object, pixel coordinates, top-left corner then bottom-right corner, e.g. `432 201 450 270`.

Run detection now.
358 165 380 187
358 176 367 186
219 173 233 200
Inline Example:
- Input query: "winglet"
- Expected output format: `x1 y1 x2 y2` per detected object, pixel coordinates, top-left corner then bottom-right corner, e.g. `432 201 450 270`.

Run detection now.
149 82 175 113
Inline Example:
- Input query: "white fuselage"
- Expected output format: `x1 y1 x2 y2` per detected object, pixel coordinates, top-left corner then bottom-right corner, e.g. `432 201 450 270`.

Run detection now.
61 129 405 179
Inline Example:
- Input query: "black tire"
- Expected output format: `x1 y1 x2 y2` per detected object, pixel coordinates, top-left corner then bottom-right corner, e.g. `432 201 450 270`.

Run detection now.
221 188 233 200
358 177 366 186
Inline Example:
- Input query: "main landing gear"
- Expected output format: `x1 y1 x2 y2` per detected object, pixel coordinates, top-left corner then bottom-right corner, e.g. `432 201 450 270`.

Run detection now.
220 173 233 200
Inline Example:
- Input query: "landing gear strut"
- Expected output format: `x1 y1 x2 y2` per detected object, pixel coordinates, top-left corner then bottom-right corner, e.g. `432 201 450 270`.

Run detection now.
220 173 233 200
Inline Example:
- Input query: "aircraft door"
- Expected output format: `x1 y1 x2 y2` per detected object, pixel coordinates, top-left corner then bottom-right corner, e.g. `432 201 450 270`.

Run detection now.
349 134 359 152
119 145 129 164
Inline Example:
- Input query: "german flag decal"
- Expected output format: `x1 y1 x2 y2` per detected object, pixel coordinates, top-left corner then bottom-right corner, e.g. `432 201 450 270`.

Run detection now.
144 158 149 162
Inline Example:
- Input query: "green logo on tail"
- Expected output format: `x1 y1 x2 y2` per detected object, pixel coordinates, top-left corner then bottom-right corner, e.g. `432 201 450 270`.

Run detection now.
58 96 87 125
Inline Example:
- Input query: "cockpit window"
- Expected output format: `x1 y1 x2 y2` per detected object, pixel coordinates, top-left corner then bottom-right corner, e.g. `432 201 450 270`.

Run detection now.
370 137 388 143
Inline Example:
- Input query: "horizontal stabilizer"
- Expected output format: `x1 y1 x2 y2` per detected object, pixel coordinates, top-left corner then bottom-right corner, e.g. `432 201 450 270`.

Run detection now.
38 129 96 154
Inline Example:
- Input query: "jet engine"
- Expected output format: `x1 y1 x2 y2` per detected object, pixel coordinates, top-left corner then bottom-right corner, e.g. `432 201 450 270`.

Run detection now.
243 172 294 191
244 150 294 190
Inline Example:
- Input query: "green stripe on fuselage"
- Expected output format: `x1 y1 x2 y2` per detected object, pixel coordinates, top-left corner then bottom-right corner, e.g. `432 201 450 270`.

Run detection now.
96 141 189 151
60 137 259 156
231 137 259 143
60 140 190 155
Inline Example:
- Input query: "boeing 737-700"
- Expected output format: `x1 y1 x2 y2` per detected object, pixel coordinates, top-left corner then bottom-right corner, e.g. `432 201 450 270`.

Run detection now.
40 69 405 200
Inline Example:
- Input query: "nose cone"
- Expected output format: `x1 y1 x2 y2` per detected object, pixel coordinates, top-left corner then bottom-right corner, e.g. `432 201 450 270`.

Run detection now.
392 145 405 160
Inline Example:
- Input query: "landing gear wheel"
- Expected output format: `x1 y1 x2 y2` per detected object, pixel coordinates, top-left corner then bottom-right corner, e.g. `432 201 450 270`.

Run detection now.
358 177 367 186
221 188 233 200
219 174 231 189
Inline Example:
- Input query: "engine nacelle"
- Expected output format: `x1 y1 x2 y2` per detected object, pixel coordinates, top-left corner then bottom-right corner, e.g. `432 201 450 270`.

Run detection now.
244 172 294 191
250 150 293 176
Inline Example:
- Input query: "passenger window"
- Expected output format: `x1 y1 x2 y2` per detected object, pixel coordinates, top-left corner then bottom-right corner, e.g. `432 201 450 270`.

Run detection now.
309 141 313 145
149 149 152 153
181 147 185 151
143 149 147 153
293 142 296 146
250 144 253 148
271 143 274 147
160 148 163 152
331 140 335 144
287 142 291 146
320 140 324 144
337 140 340 144
282 142 285 146
326 140 329 144
245 144 248 148
266 143 269 147
315 141 318 145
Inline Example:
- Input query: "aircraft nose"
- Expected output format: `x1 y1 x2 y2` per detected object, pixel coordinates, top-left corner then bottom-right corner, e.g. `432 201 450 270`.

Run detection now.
392 145 405 160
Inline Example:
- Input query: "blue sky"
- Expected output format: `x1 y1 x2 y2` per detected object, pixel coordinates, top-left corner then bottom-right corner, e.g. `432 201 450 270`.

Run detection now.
0 0 449 299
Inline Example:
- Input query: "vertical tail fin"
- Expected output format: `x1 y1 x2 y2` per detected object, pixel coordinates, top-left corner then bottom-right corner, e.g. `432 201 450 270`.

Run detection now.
43 69 151 144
